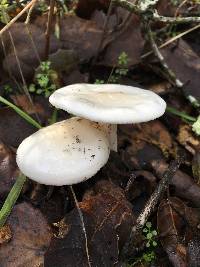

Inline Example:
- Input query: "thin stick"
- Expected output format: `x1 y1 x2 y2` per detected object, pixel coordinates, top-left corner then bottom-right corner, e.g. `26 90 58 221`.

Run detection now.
0 173 26 227
145 21 183 88
141 23 200 59
113 0 200 24
7 31 41 124
93 0 115 64
70 186 92 267
121 155 184 259
0 0 37 36
44 0 55 60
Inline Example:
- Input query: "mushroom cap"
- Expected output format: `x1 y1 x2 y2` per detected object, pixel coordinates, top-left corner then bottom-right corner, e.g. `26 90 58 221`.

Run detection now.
49 83 166 124
16 117 110 186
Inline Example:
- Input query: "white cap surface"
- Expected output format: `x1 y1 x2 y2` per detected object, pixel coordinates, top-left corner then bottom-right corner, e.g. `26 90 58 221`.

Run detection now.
16 117 110 186
49 83 166 124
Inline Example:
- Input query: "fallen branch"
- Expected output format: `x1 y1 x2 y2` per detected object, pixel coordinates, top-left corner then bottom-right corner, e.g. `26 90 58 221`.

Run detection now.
113 0 200 24
144 21 183 88
44 0 55 60
121 153 184 260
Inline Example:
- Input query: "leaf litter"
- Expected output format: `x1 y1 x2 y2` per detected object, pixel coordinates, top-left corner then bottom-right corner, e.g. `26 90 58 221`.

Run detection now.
0 1 200 266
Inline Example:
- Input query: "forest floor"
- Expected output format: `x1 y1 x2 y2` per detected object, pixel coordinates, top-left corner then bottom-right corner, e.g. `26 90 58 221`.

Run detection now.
0 0 200 266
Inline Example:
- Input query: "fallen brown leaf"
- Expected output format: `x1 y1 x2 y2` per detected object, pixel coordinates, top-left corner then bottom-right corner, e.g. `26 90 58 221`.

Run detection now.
0 107 36 147
44 180 135 267
157 198 187 267
0 141 18 198
0 202 52 267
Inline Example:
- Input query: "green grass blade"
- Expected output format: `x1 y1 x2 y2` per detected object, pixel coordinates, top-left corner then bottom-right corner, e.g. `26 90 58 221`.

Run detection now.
0 173 26 227
0 96 42 129
166 106 196 122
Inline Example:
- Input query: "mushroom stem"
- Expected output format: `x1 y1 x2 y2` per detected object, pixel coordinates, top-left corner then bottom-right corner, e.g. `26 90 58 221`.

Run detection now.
99 123 117 152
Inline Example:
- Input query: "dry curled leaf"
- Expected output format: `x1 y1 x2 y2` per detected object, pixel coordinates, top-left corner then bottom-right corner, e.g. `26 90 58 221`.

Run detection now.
0 202 52 267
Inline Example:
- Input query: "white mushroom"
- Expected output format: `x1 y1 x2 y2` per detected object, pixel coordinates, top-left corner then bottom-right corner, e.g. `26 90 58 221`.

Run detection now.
49 83 166 151
16 117 110 186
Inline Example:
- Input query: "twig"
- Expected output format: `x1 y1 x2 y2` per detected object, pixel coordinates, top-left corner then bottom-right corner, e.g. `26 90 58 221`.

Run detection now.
1 5 41 124
8 30 42 123
70 186 92 267
93 0 115 64
44 0 55 60
121 154 184 259
113 0 200 24
153 12 200 24
141 23 200 59
24 0 41 63
0 0 37 36
144 21 183 88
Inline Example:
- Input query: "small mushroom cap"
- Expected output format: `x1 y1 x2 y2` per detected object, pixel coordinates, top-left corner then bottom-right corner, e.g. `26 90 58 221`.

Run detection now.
49 83 166 124
16 117 110 186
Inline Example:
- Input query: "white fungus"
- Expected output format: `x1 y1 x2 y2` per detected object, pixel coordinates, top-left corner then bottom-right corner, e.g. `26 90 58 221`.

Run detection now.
16 117 110 186
49 83 166 151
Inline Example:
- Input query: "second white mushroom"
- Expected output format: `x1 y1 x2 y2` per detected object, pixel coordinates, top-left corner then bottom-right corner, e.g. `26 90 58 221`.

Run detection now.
49 83 166 151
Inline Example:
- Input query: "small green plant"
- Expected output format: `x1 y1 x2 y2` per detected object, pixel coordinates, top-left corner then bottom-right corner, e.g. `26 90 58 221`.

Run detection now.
94 51 129 85
94 79 105 84
170 0 181 6
124 222 157 266
36 0 48 12
108 51 129 83
29 61 57 98
143 221 158 248
142 251 156 264
3 84 13 94
0 0 9 23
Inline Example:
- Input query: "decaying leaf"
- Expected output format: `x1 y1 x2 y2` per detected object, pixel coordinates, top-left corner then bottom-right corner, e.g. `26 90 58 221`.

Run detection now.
11 94 51 121
0 107 36 147
177 124 200 155
44 180 135 267
0 141 18 198
0 202 52 267
119 120 174 159
161 39 200 101
157 197 200 267
100 13 144 67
